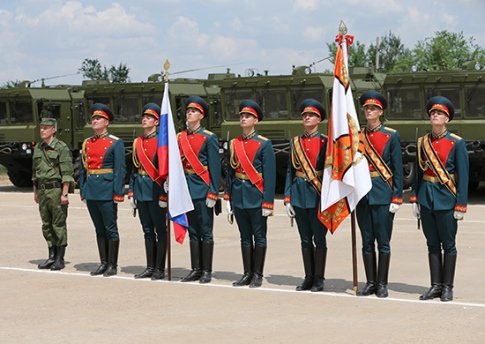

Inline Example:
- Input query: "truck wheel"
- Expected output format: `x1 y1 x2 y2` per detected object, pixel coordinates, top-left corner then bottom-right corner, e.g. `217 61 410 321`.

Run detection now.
73 155 82 187
8 170 32 187
403 161 415 189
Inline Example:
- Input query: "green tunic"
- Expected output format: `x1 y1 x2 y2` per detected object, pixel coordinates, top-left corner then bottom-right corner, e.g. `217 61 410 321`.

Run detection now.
32 138 74 247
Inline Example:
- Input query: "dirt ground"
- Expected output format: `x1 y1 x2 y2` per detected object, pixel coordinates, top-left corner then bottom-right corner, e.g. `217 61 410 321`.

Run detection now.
1 177 485 343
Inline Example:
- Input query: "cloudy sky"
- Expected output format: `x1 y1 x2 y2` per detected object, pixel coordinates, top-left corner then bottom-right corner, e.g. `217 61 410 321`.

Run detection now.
1 0 483 86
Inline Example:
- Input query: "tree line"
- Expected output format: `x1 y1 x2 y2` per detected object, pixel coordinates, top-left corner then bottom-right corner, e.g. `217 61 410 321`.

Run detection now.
2 30 484 88
327 30 485 72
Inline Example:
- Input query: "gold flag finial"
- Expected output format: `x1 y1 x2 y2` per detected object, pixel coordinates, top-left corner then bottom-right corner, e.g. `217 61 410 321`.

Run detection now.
163 59 171 81
338 21 347 35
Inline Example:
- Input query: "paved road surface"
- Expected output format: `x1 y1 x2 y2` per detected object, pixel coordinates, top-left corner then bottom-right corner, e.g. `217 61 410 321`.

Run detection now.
1 180 484 343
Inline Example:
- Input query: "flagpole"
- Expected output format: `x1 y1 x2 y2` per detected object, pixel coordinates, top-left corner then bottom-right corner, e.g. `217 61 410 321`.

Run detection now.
351 211 358 294
163 59 172 281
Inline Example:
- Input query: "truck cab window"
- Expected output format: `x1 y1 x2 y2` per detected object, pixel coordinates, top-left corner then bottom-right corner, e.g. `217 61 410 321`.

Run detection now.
10 100 33 124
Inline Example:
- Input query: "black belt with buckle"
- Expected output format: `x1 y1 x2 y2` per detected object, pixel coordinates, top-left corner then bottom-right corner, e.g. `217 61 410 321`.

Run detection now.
38 180 62 190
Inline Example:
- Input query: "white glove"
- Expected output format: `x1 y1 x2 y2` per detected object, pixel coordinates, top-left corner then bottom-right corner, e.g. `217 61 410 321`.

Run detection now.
262 208 273 217
226 201 233 224
389 203 400 214
285 203 295 218
206 198 216 208
163 180 169 193
412 203 420 220
453 211 464 220
226 200 233 215
159 200 167 208
129 197 137 209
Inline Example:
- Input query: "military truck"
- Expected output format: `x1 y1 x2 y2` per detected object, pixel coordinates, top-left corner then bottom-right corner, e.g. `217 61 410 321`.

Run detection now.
382 67 485 190
0 72 233 187
0 86 85 187
218 66 385 192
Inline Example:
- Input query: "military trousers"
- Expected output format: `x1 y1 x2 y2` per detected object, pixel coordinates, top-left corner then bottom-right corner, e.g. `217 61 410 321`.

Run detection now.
294 206 327 249
234 207 267 248
356 198 394 255
38 188 68 247
86 200 119 240
137 200 167 242
420 206 457 255
187 198 214 243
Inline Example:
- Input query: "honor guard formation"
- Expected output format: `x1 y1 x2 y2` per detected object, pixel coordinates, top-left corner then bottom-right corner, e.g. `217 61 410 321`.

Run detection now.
32 93 469 301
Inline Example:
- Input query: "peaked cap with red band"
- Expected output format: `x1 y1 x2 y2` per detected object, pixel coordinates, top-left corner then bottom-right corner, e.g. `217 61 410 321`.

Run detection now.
299 98 326 119
142 102 161 121
185 95 209 118
239 99 263 121
359 90 387 110
90 103 114 121
426 96 455 121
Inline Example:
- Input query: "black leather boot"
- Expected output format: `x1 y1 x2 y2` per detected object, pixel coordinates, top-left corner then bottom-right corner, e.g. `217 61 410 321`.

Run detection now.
151 239 167 280
311 248 327 292
296 247 314 291
358 252 377 296
50 245 66 271
233 245 253 287
441 254 457 302
103 240 120 277
199 242 214 284
135 240 156 279
420 253 443 300
91 236 108 276
249 246 267 288
38 246 56 269
376 253 390 298
181 241 202 282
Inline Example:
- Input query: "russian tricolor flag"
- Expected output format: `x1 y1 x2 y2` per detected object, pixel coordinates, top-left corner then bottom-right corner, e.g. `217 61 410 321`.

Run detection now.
157 82 194 244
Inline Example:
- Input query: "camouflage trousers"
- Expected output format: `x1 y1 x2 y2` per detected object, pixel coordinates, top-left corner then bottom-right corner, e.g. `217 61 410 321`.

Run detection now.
38 188 68 247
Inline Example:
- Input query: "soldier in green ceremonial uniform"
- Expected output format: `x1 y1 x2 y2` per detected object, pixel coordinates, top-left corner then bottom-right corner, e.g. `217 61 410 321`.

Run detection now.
224 99 276 288
411 96 469 302
128 103 168 280
356 91 403 298
178 96 221 284
284 99 328 292
79 103 126 277
32 118 74 271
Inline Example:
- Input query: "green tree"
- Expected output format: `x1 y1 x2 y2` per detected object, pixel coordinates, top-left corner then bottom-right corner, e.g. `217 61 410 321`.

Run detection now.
411 30 485 71
109 63 130 83
79 59 130 82
326 39 368 68
79 58 108 80
0 80 25 88
368 31 411 72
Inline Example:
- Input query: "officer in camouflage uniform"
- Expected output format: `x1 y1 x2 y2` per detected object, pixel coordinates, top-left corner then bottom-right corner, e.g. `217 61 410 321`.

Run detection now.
32 118 74 271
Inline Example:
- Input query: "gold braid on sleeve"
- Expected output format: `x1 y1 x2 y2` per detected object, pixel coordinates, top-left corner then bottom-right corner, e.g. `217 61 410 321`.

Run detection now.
291 141 301 170
132 138 141 168
229 140 240 169
417 136 428 171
